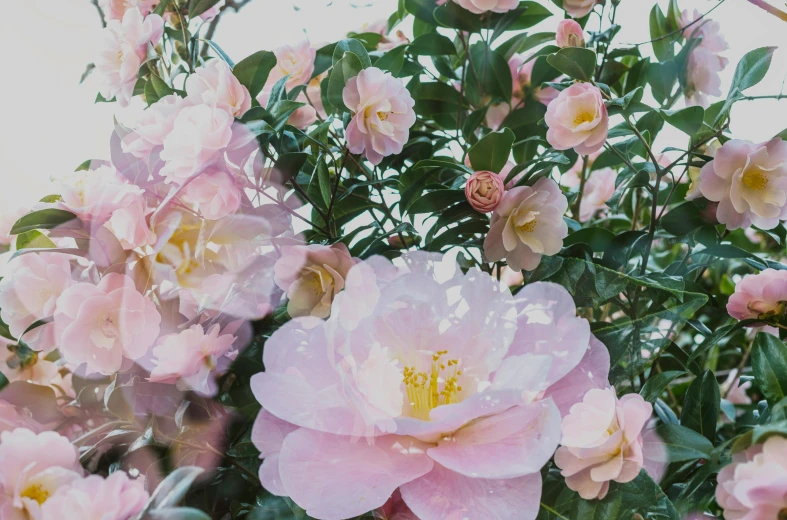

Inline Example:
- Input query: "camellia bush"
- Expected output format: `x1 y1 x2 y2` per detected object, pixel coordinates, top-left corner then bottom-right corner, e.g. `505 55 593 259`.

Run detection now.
2 0 787 518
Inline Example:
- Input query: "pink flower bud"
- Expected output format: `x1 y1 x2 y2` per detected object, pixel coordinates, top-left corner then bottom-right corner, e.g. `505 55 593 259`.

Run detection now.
465 171 505 213
556 19 585 48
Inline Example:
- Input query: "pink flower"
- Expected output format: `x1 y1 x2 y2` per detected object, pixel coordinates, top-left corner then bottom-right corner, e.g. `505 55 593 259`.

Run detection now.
485 103 510 131
453 0 519 14
198 0 225 21
722 369 752 406
267 40 316 91
465 171 505 213
716 436 787 519
0 253 73 352
563 0 601 18
699 139 787 230
0 205 27 246
54 273 161 375
184 168 242 220
556 19 585 48
681 10 729 107
343 67 416 165
149 323 236 395
484 177 569 272
1 357 75 398
554 388 653 500
727 269 787 322
361 20 411 52
186 59 251 118
98 0 158 21
0 402 40 435
687 140 720 200
577 167 617 222
250 253 610 520
0 429 83 519
57 166 145 224
96 8 164 106
273 244 356 318
305 74 328 120
510 53 560 106
545 83 609 155
160 102 235 184
121 94 185 159
41 471 148 520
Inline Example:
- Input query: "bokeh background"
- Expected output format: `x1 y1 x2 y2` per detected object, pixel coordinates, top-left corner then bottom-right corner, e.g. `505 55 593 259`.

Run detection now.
1 0 786 208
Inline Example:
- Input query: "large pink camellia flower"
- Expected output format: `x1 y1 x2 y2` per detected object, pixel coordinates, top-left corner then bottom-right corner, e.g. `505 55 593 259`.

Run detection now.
0 428 83 520
250 253 610 520
716 436 787 519
484 177 569 272
186 59 251 118
273 244 357 319
453 0 519 14
121 94 185 159
0 253 73 353
343 67 416 165
727 269 787 322
183 167 242 220
698 138 787 230
681 9 729 107
95 8 164 106
40 471 148 520
554 388 653 500
546 83 609 156
54 273 161 375
149 323 237 396
563 0 601 18
98 0 158 21
256 39 319 129
465 171 505 213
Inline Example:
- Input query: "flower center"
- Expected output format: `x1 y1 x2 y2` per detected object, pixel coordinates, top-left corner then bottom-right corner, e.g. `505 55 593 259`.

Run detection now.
517 219 537 233
20 484 50 505
573 111 595 126
742 168 768 191
377 111 389 121
402 350 463 421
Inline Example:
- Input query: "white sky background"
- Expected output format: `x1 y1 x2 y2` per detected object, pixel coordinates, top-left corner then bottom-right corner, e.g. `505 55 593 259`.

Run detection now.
0 0 786 209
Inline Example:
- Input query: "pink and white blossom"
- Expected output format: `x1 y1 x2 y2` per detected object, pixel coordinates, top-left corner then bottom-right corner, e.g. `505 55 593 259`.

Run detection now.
554 388 653 500
184 168 242 220
465 171 505 213
727 268 787 322
360 20 410 51
95 8 164 106
721 369 752 406
97 0 158 21
545 83 609 155
343 67 416 165
0 428 83 520
266 40 316 91
577 167 618 222
251 253 610 520
186 59 251 118
484 177 569 272
681 10 729 107
273 243 356 318
563 0 601 18
40 471 148 520
0 402 40 435
556 19 585 48
121 94 185 159
453 0 519 14
149 323 236 395
199 0 225 21
698 138 787 230
54 273 161 375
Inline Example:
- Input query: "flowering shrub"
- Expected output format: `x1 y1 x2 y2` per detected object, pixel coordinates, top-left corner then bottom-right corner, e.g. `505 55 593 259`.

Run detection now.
0 0 787 518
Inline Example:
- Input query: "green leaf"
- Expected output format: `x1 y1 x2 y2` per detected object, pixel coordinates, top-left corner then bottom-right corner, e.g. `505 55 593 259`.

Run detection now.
148 508 212 520
468 42 513 101
652 424 714 462
546 47 597 82
752 332 787 404
273 153 309 181
730 46 777 93
661 106 704 135
147 467 205 511
153 0 171 16
316 160 332 207
404 0 438 24
333 39 372 69
233 51 277 98
10 209 78 235
15 230 57 250
649 4 671 61
661 201 705 236
408 190 466 215
188 0 221 18
563 227 616 252
468 128 515 172
144 75 174 106
251 494 309 520
200 39 235 68
326 52 363 112
680 369 720 443
640 370 685 402
647 60 678 104
376 45 407 76
0 372 7 392
408 33 456 56
433 1 481 32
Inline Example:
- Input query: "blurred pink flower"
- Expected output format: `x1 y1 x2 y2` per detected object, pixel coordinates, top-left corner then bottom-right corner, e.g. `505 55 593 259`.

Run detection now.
727 268 787 322
0 205 27 246
273 243 356 318
577 167 617 222
0 253 74 352
465 171 505 213
698 138 787 230
160 103 235 184
267 40 316 91
96 8 164 106
484 177 569 271
556 19 585 48
0 428 83 519
343 67 416 165
0 402 40 435
121 94 185 159
681 9 729 107
251 253 610 519
454 0 519 14
98 0 158 21
554 388 653 500
722 369 752 406
716 437 787 519
184 168 242 220
510 53 559 107
485 102 510 131
563 0 601 18
41 471 148 520
546 83 609 156
198 0 225 21
150 323 236 395
55 273 161 375
57 166 146 225
186 59 251 118
360 20 410 51
305 73 328 120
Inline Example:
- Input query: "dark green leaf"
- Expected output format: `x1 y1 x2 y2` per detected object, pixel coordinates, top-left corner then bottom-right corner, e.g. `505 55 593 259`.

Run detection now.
404 0 438 24
546 47 597 82
680 369 720 442
326 52 363 112
649 5 671 61
640 370 685 402
15 230 57 250
661 106 704 135
468 128 515 172
408 190 466 215
233 51 277 98
652 423 713 462
10 209 78 235
752 332 787 404
661 201 705 236
433 1 481 32
188 0 221 18
144 75 174 106
333 39 372 69
730 46 777 93
563 227 616 252
408 33 456 56
148 508 212 520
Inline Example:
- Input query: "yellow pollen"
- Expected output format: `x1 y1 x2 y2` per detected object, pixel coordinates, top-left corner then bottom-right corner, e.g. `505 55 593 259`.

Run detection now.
377 111 389 121
21 484 50 505
517 220 537 233
573 112 594 126
403 351 463 421
742 168 769 191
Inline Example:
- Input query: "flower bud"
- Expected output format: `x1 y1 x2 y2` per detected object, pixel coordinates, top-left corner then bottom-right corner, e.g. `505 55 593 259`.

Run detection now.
556 19 585 48
465 171 505 213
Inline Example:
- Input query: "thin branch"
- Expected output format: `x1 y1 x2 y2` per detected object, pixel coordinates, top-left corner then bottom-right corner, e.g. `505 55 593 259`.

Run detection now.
90 0 107 27
622 0 728 47
746 0 787 22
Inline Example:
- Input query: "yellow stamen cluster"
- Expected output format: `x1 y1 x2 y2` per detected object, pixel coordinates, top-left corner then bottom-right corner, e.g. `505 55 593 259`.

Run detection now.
743 168 769 191
403 351 463 421
21 484 50 505
573 112 594 126
517 220 537 233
